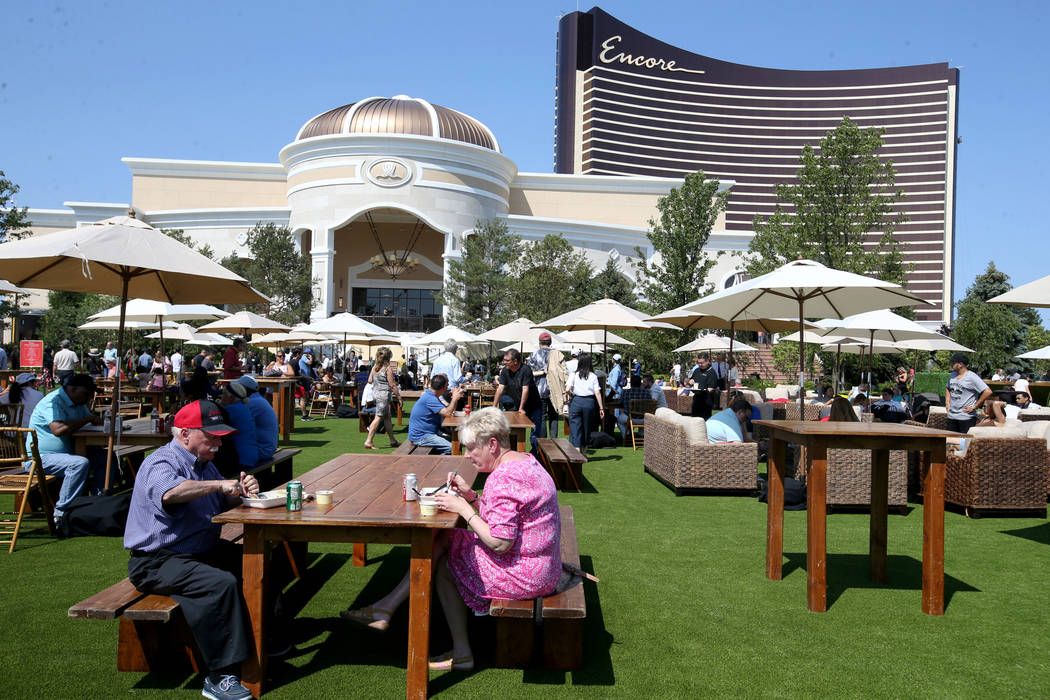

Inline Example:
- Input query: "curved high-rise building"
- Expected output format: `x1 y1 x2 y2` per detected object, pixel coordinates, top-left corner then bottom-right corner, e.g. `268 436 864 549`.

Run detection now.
555 7 959 323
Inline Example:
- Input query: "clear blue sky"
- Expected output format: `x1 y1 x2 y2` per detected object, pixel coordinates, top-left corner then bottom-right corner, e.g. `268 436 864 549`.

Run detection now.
4 0 1047 317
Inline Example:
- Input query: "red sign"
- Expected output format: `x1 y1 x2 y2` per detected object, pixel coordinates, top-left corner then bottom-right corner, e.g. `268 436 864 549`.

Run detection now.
19 340 43 368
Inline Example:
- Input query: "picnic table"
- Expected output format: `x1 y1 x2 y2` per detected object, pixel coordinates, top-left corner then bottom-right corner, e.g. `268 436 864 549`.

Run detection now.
74 417 173 489
755 420 956 615
442 411 533 456
213 453 476 699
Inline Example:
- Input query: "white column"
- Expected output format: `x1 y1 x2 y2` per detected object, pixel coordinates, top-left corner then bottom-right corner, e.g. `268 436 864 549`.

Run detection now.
310 227 335 321
440 230 465 324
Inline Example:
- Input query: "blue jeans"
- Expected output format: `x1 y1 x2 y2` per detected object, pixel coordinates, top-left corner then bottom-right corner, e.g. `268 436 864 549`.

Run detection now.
569 395 598 449
414 432 452 455
38 453 91 516
526 406 544 454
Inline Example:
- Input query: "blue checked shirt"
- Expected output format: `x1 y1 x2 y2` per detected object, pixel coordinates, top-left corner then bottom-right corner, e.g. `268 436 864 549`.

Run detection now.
123 439 227 554
430 351 463 387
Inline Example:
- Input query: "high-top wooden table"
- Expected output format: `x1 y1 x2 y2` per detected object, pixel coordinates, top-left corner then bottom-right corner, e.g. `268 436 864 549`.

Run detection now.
253 377 297 443
754 420 957 615
214 453 475 699
442 411 533 455
74 417 172 488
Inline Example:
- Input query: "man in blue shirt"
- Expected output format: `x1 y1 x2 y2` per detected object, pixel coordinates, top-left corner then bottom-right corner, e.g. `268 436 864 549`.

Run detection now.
616 374 655 443
431 340 463 388
124 400 260 700
407 374 463 454
706 399 752 444
25 374 105 533
216 381 258 472
233 376 278 462
606 354 625 400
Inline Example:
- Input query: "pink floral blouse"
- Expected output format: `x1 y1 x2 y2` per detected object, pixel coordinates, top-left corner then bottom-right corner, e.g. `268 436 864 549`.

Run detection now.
447 454 561 613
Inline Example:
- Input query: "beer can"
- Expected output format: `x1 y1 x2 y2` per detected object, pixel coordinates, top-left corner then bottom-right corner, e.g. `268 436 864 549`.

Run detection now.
403 473 418 501
287 481 303 512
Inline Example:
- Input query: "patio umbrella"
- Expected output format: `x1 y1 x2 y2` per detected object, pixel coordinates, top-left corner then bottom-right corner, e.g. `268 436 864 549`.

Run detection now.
679 259 927 411
538 298 673 369
0 279 31 294
197 311 289 339
647 305 814 355
184 332 232 346
674 334 757 354
88 298 230 354
1016 344 1050 360
0 214 265 482
478 317 568 368
987 273 1050 308
814 309 949 384
79 319 181 331
145 323 200 342
779 332 874 392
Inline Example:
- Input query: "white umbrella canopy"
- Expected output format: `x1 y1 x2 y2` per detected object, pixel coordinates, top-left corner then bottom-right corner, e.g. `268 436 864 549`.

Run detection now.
478 318 565 345
820 340 903 355
538 298 672 367
184 332 232 347
674 335 758 353
197 311 290 338
79 319 181 331
301 312 389 337
681 259 928 409
814 309 949 384
415 325 487 348
647 305 809 334
888 337 973 353
0 279 31 294
145 323 201 342
88 299 229 323
988 274 1050 308
1016 345 1050 360
557 329 635 347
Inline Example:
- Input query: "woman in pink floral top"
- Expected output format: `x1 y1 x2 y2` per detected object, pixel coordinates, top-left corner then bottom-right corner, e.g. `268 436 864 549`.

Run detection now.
341 408 561 672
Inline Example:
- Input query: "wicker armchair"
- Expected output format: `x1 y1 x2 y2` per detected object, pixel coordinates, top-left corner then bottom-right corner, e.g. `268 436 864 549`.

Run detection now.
926 407 948 431
642 412 758 495
945 438 1049 517
796 445 909 509
784 402 821 421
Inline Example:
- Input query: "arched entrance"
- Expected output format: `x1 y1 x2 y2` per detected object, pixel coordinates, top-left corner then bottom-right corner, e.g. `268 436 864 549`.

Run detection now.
330 207 446 333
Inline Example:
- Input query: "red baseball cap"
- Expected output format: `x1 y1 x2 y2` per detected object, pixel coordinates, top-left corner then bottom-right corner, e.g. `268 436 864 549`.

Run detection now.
538 331 552 342
173 400 237 435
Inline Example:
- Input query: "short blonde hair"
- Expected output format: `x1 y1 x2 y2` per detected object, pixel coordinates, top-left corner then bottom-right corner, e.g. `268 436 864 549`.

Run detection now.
459 407 511 449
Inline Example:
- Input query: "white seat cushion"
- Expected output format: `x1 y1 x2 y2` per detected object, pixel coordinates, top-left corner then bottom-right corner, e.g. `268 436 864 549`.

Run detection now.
680 416 708 446
765 386 789 401
966 425 1027 439
654 407 679 422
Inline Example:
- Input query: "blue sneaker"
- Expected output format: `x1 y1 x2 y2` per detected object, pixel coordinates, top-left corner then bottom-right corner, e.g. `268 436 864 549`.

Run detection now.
202 674 251 700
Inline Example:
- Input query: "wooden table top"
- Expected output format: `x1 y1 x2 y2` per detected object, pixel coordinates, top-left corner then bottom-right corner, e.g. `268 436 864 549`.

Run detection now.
74 417 169 440
214 453 475 529
442 411 534 430
752 420 958 438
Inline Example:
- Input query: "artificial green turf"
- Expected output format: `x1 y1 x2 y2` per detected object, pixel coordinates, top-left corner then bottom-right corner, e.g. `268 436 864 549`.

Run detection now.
2 407 1049 698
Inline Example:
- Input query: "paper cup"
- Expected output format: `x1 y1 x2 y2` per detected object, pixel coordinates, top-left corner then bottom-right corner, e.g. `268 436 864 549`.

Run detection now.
315 490 333 505
419 497 438 516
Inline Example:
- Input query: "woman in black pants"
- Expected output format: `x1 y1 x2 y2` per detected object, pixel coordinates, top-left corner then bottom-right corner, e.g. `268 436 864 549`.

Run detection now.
563 353 605 449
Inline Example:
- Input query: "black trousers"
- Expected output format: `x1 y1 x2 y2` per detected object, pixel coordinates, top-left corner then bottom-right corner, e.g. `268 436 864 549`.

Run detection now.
946 416 978 434
691 391 713 419
128 540 251 672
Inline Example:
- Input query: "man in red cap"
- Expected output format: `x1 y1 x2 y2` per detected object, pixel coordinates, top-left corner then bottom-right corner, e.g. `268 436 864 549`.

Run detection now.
526 331 560 439
123 400 261 700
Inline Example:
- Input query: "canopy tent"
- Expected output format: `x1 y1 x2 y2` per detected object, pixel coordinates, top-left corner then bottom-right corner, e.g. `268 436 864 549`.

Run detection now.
679 259 927 411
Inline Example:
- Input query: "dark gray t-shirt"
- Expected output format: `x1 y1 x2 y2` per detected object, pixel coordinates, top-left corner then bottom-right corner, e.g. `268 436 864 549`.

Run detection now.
947 370 988 420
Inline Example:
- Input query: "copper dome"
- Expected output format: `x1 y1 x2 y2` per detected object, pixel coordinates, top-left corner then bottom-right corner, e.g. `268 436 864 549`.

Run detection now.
296 95 499 151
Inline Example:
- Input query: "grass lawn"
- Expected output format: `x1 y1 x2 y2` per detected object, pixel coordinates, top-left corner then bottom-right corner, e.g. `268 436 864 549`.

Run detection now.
3 405 1049 698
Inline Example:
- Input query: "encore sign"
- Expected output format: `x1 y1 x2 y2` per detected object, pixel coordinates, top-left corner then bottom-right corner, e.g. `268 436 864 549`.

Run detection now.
598 35 705 75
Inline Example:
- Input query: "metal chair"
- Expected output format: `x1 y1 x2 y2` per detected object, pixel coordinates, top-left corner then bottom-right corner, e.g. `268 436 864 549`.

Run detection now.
0 427 57 552
628 399 657 451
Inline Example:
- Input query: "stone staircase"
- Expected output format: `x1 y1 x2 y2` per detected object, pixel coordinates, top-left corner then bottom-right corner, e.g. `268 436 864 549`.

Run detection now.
736 343 794 383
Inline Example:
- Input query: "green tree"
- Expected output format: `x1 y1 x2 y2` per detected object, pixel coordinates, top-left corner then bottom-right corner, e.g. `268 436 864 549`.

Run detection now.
162 228 215 260
39 291 126 352
745 117 908 285
589 256 637 307
435 219 519 333
631 169 728 360
952 262 1028 375
0 171 33 323
508 234 593 323
219 223 313 326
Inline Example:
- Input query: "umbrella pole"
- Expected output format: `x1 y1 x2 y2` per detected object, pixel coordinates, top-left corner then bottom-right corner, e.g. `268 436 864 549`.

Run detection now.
729 322 735 387
834 344 842 394
798 299 805 415
107 274 131 495
868 331 874 387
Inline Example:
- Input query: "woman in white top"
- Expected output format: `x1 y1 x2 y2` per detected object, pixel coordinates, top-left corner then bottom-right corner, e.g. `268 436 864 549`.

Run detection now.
563 353 605 449
0 372 45 429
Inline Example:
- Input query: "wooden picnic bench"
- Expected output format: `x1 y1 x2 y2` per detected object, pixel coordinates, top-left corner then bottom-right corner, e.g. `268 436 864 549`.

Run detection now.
489 505 587 670
537 438 587 490
392 441 436 456
68 523 247 673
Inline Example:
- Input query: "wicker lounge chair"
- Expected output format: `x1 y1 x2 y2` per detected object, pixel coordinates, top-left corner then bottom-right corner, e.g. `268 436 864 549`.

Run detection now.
643 410 757 495
945 437 1049 517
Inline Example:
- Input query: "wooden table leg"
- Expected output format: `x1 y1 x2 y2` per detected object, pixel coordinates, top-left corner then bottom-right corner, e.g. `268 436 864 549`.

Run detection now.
353 542 367 567
869 448 889 584
806 443 827 612
398 401 403 426
240 526 268 698
921 445 946 615
766 437 786 580
451 428 461 456
406 529 434 700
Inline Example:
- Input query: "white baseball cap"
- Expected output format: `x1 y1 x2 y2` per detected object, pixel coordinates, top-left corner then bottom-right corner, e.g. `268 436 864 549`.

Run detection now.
613 353 622 361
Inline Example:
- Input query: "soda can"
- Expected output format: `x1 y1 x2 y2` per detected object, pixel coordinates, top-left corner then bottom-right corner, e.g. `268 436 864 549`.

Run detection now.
287 481 303 512
403 473 418 501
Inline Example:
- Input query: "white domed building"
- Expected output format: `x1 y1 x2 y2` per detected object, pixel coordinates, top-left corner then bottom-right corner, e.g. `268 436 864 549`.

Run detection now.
23 94 746 333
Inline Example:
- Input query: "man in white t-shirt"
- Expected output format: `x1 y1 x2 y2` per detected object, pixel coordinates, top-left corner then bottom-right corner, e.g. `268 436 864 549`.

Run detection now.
53 340 79 386
565 350 579 377
1004 392 1041 421
170 349 184 378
